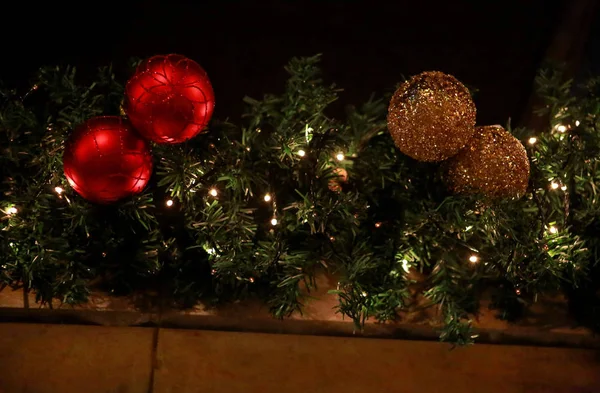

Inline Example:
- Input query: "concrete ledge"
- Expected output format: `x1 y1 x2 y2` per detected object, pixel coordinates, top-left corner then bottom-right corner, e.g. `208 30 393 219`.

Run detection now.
1 324 598 393
1 305 598 350
0 273 598 350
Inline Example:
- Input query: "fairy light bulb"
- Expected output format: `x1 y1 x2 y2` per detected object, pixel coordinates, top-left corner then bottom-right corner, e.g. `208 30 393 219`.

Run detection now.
561 185 567 191
550 182 559 190
209 188 218 197
575 120 580 127
401 259 410 273
270 218 278 226
549 226 558 234
528 137 537 145
469 255 479 263
6 207 17 215
54 186 63 195
264 194 272 202
557 125 567 133
166 199 174 207
374 222 382 228
336 152 345 161
297 150 306 157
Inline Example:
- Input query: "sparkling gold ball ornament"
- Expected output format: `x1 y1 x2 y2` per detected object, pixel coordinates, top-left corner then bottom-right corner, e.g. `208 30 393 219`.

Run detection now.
328 167 348 192
387 71 476 162
446 125 530 199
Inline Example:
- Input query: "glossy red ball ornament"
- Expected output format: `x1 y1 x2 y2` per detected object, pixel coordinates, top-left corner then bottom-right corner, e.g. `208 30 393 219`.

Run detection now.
124 54 215 144
63 116 153 204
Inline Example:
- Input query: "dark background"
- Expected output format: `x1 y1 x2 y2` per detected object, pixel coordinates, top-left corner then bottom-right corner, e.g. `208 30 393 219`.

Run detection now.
1 0 596 125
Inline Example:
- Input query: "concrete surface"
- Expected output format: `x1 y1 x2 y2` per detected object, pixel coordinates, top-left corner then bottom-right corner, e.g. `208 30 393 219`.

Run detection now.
0 324 153 393
1 323 597 393
154 329 600 393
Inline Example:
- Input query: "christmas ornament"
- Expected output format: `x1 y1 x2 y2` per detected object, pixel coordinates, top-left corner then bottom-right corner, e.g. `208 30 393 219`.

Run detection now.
124 54 215 144
63 116 153 204
328 167 348 192
387 71 476 162
446 125 530 199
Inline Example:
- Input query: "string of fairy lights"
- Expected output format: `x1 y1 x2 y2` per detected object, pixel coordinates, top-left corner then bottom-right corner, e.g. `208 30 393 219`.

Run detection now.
157 144 348 230
526 114 582 238
2 115 579 275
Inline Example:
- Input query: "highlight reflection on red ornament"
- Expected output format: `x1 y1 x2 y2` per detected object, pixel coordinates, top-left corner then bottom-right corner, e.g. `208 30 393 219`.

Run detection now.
124 54 215 144
63 116 153 204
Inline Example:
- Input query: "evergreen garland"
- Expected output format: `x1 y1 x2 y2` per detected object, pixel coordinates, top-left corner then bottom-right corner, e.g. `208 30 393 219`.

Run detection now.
1 55 598 344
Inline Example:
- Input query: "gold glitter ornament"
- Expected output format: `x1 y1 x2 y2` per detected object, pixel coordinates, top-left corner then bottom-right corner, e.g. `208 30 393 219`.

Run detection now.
446 125 530 199
387 71 476 162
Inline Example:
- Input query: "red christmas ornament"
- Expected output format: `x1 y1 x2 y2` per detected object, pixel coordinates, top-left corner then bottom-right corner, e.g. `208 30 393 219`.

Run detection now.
63 116 153 204
124 54 215 144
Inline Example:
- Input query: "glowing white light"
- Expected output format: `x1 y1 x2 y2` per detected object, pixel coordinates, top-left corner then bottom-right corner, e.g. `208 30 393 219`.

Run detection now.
305 125 314 142
206 248 216 255
557 125 567 133
575 120 580 127
561 185 567 191
297 150 306 157
270 218 278 226
6 207 17 215
469 255 479 263
549 226 558 234
54 187 63 194
551 182 559 190
401 259 410 273
528 137 537 145
336 152 345 161
209 188 218 197
264 194 272 202
166 199 174 207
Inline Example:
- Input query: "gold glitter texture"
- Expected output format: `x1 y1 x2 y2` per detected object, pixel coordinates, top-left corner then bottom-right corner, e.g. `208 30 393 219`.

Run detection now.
446 125 530 199
387 71 476 162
